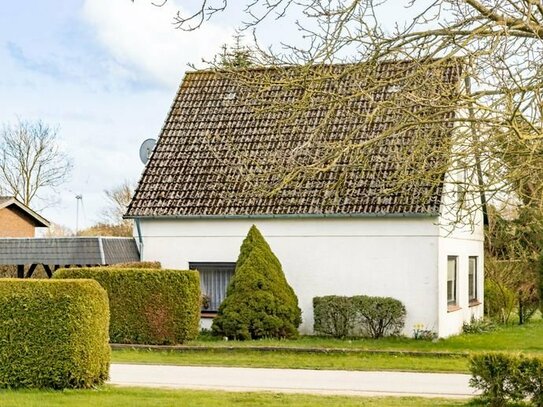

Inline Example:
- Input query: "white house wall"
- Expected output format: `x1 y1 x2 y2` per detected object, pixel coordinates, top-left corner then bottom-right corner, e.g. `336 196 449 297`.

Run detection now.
437 176 485 337
137 217 443 337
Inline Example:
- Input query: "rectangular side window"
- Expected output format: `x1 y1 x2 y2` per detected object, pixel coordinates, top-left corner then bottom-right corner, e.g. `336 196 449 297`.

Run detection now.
447 256 458 306
189 262 235 313
469 256 478 301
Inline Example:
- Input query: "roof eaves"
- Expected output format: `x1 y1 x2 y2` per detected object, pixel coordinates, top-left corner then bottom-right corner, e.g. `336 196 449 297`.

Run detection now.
124 212 439 220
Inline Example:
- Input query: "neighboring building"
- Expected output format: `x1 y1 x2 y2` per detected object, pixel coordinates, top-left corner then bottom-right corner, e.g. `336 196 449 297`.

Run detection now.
126 62 484 338
0 196 50 237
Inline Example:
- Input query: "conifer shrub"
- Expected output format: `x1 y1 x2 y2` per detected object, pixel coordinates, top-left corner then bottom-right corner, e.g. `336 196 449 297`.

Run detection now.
54 267 200 345
212 225 302 339
0 279 110 389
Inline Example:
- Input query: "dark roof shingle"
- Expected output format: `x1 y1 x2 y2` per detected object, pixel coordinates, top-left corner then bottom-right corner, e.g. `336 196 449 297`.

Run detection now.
127 61 461 218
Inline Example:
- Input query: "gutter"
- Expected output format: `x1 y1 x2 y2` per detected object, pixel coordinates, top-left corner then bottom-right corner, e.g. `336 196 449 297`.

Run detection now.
124 212 439 220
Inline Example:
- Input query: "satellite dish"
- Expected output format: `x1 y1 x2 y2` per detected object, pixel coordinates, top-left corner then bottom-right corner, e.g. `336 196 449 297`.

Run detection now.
139 138 156 165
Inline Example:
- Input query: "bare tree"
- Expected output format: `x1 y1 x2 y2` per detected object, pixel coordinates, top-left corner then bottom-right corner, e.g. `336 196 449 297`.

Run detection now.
93 181 134 236
0 120 72 208
139 1 543 232
102 181 133 225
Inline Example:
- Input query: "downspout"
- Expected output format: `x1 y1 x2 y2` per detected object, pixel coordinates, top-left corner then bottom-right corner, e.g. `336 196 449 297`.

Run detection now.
135 218 144 261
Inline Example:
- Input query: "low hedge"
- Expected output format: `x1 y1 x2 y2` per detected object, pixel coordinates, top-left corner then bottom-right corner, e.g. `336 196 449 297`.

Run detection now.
111 261 161 269
470 353 543 406
313 295 406 338
313 296 355 338
0 279 110 389
54 267 200 345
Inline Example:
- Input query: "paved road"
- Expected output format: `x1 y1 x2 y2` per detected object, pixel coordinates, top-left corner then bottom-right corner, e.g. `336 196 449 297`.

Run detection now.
109 364 477 398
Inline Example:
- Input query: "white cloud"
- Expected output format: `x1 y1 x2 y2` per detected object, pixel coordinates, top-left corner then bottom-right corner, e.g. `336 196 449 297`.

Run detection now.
81 0 233 86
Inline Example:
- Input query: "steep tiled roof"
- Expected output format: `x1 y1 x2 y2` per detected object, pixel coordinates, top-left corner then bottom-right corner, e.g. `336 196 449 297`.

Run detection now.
126 61 461 218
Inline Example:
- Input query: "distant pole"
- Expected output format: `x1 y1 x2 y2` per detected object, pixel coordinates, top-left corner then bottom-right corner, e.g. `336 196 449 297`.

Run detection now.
75 195 83 236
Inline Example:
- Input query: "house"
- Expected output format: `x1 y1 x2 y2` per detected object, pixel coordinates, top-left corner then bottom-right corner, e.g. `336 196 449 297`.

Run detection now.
125 61 484 338
0 196 50 237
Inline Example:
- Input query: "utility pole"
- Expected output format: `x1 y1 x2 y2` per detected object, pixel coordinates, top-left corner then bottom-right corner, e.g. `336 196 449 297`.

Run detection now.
75 195 83 236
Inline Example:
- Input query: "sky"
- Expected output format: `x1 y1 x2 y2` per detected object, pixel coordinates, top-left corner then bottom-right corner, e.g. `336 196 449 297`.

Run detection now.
0 0 240 230
0 0 413 231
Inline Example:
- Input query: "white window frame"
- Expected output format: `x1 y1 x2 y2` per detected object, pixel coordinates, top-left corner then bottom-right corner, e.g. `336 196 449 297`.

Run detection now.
468 256 478 302
447 256 458 306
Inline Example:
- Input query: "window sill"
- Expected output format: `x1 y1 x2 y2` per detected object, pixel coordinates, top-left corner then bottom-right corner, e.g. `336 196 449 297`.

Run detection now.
469 299 482 307
201 311 218 318
447 304 462 313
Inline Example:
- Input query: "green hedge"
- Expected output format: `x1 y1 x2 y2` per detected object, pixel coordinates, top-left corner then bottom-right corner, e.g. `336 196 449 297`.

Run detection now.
313 295 406 338
54 268 200 345
111 261 161 269
313 296 355 338
470 353 543 406
0 279 110 389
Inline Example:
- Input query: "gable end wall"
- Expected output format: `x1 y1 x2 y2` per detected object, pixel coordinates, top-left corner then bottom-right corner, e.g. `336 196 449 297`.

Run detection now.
137 217 442 336
0 206 36 238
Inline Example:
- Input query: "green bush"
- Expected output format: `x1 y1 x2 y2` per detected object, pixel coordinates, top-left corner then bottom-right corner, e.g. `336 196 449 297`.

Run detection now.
111 261 161 269
0 279 110 389
212 225 302 340
485 279 516 324
313 296 355 338
312 295 406 338
470 353 518 406
516 357 543 406
470 353 543 406
352 295 406 338
462 317 496 334
54 268 200 345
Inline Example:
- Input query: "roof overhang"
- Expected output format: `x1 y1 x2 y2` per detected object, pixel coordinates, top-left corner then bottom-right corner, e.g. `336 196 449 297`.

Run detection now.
124 212 439 220
0 197 51 228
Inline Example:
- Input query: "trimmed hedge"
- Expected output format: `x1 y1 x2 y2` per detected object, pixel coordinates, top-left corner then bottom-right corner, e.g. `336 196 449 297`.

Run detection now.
54 268 200 345
313 295 406 338
0 279 110 389
111 261 161 269
470 353 543 406
313 296 355 338
212 225 302 340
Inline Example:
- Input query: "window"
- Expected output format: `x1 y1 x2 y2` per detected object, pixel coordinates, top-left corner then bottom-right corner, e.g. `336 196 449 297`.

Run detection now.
469 256 478 301
447 256 458 306
189 262 235 313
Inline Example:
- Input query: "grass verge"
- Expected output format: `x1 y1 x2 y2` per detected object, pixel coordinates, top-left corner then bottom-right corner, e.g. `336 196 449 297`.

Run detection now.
111 321 543 373
0 387 480 407
112 348 468 372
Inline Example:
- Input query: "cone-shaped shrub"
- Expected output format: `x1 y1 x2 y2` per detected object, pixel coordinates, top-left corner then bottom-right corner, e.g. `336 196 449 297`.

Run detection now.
212 225 302 339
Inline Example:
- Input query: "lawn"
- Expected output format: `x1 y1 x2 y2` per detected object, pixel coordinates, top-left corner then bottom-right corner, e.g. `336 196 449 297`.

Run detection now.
186 321 543 354
110 321 543 373
0 387 480 407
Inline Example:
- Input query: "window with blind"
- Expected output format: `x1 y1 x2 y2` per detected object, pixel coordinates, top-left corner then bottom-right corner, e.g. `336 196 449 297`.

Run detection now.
189 262 235 313
447 256 458 306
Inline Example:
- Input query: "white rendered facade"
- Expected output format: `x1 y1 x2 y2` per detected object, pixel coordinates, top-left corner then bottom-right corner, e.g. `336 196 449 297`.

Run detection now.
135 203 483 337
